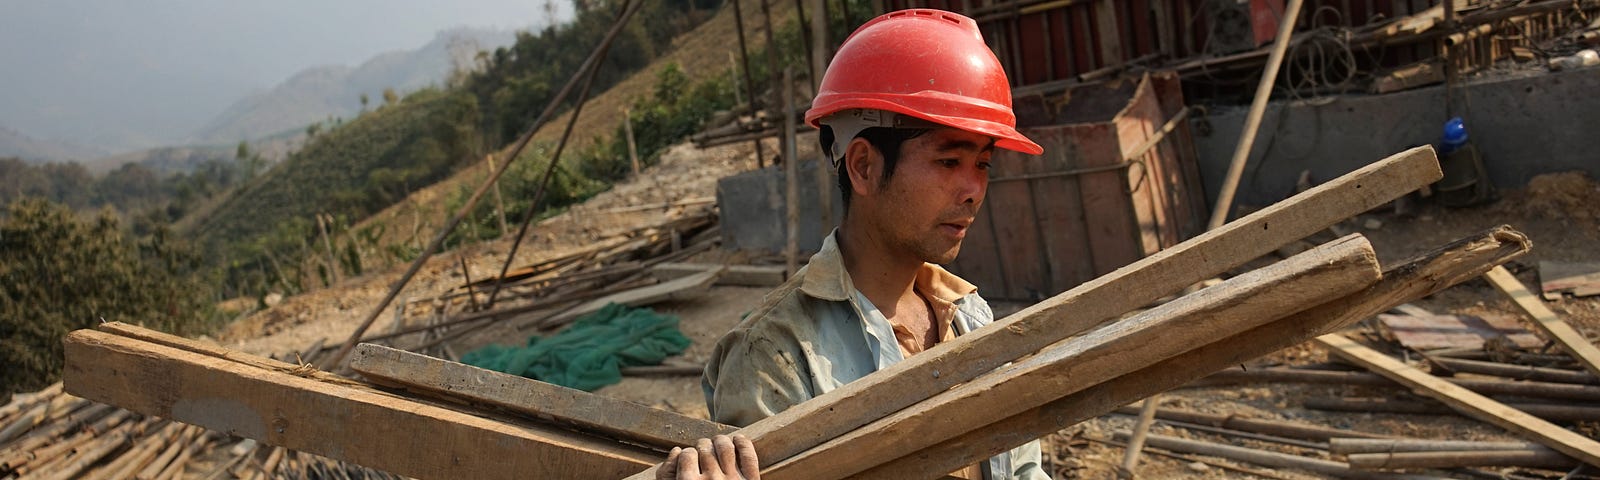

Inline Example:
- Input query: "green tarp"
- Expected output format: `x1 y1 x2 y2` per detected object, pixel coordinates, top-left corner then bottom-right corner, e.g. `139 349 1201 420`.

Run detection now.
461 303 691 391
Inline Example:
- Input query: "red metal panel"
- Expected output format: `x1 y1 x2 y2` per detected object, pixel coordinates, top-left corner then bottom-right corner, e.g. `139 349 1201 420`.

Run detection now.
1018 12 1050 85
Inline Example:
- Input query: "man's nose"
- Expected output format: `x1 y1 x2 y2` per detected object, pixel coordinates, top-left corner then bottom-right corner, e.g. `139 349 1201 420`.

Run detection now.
961 166 987 205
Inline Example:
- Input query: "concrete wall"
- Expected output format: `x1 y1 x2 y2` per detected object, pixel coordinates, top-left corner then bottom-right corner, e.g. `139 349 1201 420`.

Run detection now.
1191 67 1600 208
717 157 843 255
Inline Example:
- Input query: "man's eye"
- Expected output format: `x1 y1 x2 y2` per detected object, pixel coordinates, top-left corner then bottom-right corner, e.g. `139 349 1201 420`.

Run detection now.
939 159 960 167
977 161 992 171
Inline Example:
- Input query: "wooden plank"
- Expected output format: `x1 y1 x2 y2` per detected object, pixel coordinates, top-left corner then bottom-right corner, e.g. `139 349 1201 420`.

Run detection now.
62 329 659 480
986 132 1051 300
1377 312 1542 350
856 225 1529 479
1539 261 1600 299
537 267 723 328
649 262 785 287
1028 128 1097 293
1076 122 1143 275
1484 265 1600 379
624 147 1441 480
1315 334 1600 467
763 235 1381 480
1093 0 1125 65
350 343 733 450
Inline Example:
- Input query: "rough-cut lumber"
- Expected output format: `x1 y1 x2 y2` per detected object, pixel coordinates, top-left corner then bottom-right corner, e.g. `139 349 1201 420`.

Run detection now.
1483 265 1600 379
855 226 1529 479
1426 356 1599 385
1538 261 1600 299
625 146 1443 480
1347 450 1576 470
1119 433 1441 480
764 235 1382 480
1113 406 1391 442
1306 397 1600 422
649 262 786 287
350 343 732 449
1199 367 1600 401
1330 437 1554 455
536 266 723 328
62 329 659 480
1315 334 1600 467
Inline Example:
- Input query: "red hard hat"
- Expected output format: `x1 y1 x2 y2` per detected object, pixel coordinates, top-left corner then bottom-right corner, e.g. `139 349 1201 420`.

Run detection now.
806 9 1042 155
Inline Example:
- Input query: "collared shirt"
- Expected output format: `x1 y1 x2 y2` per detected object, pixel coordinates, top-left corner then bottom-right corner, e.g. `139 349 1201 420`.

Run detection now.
702 231 1050 480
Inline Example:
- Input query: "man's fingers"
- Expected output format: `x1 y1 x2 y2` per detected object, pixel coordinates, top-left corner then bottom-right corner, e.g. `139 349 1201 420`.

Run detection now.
696 438 718 478
713 435 739 478
658 447 683 480
733 434 760 480
678 444 703 479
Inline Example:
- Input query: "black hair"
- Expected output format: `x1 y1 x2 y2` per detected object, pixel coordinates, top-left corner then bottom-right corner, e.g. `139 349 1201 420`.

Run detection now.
829 127 930 213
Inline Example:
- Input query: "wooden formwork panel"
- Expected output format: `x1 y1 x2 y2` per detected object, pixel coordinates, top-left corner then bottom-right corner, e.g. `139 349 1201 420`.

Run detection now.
951 72 1204 302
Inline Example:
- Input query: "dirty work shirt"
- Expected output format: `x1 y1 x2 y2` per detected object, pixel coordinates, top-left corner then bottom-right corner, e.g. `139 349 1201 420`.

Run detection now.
702 232 1049 480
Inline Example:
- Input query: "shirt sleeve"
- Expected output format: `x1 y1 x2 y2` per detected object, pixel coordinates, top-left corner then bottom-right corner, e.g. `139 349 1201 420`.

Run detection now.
1009 440 1051 480
702 324 815 428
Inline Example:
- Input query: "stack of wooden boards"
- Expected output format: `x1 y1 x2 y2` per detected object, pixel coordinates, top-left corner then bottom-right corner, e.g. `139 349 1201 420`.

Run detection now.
49 146 1591 478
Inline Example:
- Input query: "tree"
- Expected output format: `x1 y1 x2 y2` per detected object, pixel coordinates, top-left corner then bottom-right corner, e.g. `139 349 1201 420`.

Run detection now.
0 199 216 395
383 88 399 106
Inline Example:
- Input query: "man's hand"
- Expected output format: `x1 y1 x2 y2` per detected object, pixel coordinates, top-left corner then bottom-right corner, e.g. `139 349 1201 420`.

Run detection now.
655 434 760 480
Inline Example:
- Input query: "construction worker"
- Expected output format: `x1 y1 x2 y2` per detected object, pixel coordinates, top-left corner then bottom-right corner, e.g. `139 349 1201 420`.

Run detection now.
660 9 1048 480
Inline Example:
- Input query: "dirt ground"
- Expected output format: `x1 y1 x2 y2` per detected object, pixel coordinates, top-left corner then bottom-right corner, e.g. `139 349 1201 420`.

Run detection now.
216 133 1600 479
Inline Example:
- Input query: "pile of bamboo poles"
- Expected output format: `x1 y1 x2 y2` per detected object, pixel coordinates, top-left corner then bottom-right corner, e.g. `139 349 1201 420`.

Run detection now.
1090 281 1600 477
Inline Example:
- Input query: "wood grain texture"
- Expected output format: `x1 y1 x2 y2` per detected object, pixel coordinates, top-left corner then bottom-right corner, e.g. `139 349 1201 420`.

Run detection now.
1483 265 1600 379
855 225 1528 479
1316 334 1600 467
763 235 1382 480
63 329 659 480
625 147 1441 480
350 343 732 450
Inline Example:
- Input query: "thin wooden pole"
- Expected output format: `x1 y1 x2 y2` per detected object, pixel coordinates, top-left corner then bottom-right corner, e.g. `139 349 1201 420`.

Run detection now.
485 155 508 236
324 0 642 369
783 67 801 277
731 0 766 168
1208 0 1307 229
623 107 641 176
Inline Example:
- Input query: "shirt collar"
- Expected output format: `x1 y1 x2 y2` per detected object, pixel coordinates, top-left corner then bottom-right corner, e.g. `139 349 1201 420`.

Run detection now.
800 230 978 303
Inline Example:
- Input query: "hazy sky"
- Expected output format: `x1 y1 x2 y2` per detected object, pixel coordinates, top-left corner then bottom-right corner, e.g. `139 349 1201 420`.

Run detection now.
0 0 571 153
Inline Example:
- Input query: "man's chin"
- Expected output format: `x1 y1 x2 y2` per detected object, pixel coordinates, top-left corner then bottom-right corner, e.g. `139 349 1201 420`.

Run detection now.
927 244 963 265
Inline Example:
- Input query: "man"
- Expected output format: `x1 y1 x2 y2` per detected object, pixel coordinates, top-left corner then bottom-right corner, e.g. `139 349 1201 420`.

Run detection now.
662 9 1049 480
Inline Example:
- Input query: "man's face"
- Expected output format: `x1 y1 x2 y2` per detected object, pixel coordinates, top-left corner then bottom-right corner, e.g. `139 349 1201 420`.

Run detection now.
860 127 994 265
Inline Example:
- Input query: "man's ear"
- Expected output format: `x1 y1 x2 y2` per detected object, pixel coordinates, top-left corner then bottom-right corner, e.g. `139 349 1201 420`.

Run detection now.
843 137 879 199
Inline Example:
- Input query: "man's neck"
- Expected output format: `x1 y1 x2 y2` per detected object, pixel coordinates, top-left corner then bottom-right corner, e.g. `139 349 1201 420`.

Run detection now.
836 222 923 317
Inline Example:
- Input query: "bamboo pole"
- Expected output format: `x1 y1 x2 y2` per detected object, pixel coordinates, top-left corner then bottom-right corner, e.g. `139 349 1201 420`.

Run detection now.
1347 450 1576 470
1305 397 1600 423
783 66 800 278
325 0 644 369
1115 433 1440 479
1200 367 1600 401
1113 405 1391 442
1331 438 1554 455
1426 356 1599 385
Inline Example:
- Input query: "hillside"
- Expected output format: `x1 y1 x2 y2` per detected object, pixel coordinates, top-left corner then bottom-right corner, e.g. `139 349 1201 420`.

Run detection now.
354 0 797 259
0 123 106 163
189 27 517 145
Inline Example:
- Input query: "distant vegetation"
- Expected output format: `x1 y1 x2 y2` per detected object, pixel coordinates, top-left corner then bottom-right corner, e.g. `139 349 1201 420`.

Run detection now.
1 199 219 396
1 0 877 394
